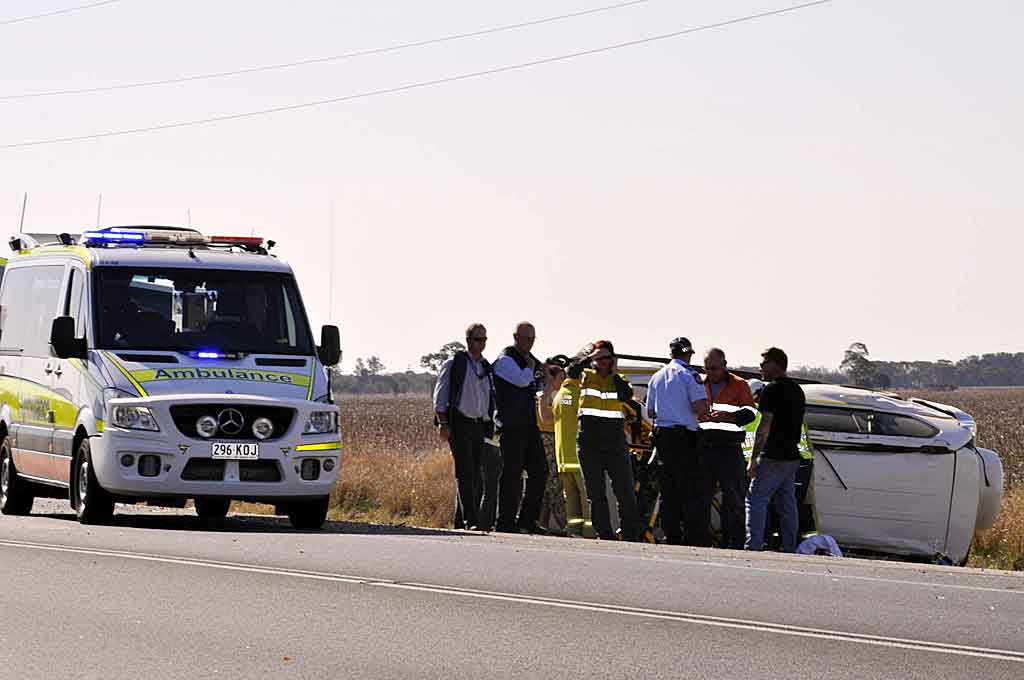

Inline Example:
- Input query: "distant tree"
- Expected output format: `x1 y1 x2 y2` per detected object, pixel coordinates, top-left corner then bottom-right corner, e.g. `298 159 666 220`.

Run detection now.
840 342 874 386
353 358 368 377
420 341 466 374
366 356 386 376
874 373 892 390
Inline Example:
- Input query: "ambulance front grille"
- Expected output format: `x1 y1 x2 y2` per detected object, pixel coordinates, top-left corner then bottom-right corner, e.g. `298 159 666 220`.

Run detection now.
169 405 295 441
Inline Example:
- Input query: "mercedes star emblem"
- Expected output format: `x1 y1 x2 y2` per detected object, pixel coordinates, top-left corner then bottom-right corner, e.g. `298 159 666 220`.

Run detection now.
217 408 245 435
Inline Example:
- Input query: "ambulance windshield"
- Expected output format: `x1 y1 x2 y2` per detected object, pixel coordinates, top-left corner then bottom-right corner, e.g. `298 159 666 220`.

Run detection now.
94 267 314 355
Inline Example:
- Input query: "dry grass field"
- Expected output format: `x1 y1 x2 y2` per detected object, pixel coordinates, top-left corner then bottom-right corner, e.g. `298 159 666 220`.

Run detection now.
330 395 452 527
322 389 1024 569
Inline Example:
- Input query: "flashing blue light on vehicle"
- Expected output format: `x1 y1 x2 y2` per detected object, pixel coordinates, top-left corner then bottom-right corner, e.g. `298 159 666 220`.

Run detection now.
196 351 221 360
82 230 145 243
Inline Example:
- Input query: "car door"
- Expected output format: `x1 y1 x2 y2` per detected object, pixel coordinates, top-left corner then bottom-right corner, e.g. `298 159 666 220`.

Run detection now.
809 406 955 558
12 263 66 481
48 264 87 484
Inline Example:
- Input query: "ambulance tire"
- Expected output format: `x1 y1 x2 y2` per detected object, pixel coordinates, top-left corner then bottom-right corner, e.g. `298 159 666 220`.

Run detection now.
194 498 231 520
287 497 329 530
0 437 34 516
73 440 114 525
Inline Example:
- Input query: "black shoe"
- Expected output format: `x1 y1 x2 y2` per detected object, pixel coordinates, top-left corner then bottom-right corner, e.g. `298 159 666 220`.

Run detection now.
494 524 518 534
519 523 549 535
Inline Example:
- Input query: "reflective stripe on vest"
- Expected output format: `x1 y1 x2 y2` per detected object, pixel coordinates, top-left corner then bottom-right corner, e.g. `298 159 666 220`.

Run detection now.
741 414 814 461
579 407 624 419
581 388 619 400
700 402 758 433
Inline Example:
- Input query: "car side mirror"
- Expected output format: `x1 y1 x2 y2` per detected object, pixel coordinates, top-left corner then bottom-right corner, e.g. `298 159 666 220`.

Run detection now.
317 324 341 366
50 316 87 360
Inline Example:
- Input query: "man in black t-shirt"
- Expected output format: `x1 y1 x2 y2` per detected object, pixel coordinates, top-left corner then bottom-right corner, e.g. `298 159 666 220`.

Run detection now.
745 347 806 552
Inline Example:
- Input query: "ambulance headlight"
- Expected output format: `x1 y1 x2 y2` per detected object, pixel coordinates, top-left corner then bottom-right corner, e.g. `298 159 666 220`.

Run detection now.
196 415 218 439
252 417 274 440
303 411 338 434
111 405 160 431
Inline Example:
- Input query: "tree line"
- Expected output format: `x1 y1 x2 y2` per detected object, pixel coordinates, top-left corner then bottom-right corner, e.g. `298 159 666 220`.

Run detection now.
838 343 1024 390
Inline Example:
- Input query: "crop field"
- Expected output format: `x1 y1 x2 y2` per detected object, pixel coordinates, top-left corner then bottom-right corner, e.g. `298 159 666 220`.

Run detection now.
324 389 1024 569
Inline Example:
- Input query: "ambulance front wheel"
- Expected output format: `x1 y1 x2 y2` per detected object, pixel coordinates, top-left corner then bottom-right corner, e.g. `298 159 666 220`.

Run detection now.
287 496 329 530
195 498 231 520
73 440 114 525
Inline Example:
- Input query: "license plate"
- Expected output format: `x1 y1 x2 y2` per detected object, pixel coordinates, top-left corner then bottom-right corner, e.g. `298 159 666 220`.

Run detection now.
211 442 260 460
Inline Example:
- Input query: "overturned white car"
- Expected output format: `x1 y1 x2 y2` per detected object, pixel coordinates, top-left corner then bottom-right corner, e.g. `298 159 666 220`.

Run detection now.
618 360 1003 565
802 384 1001 565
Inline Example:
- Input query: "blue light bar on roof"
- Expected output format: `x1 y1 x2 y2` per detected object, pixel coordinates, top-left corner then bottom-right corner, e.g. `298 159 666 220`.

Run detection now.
195 351 221 360
82 230 145 244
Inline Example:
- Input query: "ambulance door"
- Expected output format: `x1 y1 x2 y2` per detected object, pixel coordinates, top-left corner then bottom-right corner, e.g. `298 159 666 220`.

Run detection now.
809 407 955 558
12 264 66 481
0 264 24 454
49 264 87 484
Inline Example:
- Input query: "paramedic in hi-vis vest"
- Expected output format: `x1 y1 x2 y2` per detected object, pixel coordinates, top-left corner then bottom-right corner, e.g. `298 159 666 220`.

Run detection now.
700 348 758 550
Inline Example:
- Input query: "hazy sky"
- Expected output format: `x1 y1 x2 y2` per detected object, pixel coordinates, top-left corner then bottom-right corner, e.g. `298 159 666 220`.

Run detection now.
2 0 1021 372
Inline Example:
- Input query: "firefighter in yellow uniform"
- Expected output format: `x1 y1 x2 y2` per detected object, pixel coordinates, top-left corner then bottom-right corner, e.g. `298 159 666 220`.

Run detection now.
544 367 593 537
561 341 644 541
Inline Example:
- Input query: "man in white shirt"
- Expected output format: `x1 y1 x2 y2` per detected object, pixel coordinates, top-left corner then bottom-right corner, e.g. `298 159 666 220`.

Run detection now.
433 323 494 530
492 322 549 533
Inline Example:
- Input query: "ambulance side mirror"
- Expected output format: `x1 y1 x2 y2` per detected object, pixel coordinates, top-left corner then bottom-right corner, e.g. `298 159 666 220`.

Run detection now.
50 316 87 360
318 325 341 366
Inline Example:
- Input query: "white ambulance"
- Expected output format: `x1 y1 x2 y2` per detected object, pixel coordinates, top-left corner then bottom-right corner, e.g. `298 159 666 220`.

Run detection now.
0 226 341 529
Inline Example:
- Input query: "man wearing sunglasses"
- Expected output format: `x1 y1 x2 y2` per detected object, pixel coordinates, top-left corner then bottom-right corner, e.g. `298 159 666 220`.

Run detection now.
563 340 645 541
433 323 495 530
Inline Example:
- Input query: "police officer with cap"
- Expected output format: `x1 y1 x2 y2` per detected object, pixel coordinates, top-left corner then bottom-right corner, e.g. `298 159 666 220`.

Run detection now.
646 337 710 545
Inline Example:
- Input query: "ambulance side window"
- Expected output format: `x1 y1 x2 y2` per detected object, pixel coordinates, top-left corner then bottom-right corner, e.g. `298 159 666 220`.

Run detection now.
0 265 65 356
64 268 86 337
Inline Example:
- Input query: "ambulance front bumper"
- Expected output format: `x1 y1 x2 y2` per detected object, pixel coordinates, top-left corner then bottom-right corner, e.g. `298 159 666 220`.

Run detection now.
91 395 341 500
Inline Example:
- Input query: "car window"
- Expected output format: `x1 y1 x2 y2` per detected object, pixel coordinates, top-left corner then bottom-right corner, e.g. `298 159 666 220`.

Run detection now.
861 412 938 438
64 267 87 337
94 267 313 355
805 406 864 433
805 406 937 438
0 265 65 356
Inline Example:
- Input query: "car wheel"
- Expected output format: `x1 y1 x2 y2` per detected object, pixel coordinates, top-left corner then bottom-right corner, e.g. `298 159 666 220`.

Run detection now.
73 440 114 525
287 497 329 530
194 498 231 520
0 438 34 516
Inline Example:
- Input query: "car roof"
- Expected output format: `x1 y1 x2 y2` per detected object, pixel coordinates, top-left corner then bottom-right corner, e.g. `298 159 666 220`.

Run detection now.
8 244 293 274
89 246 293 273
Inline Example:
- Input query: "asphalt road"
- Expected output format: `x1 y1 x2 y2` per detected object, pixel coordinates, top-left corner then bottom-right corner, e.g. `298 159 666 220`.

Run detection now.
1 499 1022 679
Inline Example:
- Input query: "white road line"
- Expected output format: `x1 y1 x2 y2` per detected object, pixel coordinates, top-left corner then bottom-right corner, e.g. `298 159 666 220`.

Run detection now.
1 538 1022 664
434 538 1024 595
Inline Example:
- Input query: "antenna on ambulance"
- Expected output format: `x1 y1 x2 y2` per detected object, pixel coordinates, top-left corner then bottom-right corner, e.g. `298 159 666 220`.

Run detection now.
329 199 335 323
95 193 102 227
18 192 27 231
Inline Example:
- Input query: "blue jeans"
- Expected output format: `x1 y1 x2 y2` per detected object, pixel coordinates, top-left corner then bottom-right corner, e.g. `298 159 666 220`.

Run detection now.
745 459 800 552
